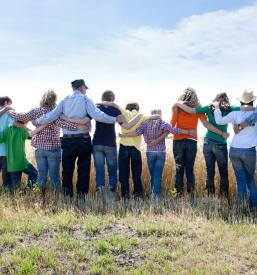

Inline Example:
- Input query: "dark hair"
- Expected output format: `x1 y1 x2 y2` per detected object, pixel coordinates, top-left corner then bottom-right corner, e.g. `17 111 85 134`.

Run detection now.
240 101 254 106
210 92 231 114
102 90 115 102
0 96 12 106
125 102 139 111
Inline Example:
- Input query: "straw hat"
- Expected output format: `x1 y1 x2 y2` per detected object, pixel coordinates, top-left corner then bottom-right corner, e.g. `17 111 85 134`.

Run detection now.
237 90 256 104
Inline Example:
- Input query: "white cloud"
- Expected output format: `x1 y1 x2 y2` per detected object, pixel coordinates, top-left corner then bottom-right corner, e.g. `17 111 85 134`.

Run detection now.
2 3 257 125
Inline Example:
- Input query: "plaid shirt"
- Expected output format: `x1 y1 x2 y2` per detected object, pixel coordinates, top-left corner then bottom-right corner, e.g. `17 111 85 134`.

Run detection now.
135 119 182 152
9 107 80 149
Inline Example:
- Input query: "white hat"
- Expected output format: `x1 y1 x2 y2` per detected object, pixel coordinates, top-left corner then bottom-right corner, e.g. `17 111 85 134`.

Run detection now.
237 90 256 104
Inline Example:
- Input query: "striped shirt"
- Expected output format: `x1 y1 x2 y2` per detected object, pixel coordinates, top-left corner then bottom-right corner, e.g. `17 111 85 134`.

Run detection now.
135 119 182 152
9 107 80 150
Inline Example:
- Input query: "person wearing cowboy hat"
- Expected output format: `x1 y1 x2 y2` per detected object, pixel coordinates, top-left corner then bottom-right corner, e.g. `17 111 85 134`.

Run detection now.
213 90 257 209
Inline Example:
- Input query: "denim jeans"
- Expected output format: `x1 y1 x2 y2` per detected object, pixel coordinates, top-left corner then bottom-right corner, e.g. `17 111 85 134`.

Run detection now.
93 145 117 190
9 163 38 193
146 152 166 198
61 136 92 197
229 147 257 208
35 148 62 191
119 145 143 199
203 138 229 197
0 156 11 190
173 139 197 194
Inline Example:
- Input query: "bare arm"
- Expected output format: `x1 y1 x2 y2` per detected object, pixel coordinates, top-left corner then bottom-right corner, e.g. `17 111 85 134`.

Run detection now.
119 131 138 137
175 103 196 114
60 115 90 125
121 114 143 129
200 118 229 139
0 106 14 116
29 125 48 137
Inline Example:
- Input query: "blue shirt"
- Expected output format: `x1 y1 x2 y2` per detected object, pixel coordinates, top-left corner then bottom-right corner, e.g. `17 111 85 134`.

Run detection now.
0 111 14 156
36 90 116 135
93 104 121 147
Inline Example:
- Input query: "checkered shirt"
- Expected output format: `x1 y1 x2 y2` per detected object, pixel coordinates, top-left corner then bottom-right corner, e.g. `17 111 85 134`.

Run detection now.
9 107 79 149
135 119 182 152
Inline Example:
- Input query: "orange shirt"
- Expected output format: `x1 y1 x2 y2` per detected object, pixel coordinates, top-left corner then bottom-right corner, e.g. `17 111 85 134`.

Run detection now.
171 107 206 141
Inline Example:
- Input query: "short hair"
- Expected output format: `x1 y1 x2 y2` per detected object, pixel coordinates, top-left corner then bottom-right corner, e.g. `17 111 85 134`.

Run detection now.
40 90 57 108
102 90 115 102
240 101 254 106
0 96 12 106
151 109 162 116
125 102 139 111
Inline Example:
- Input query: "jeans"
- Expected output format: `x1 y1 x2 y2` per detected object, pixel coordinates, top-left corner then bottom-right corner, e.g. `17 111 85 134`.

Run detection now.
9 163 38 193
203 138 229 197
61 136 92 197
146 152 166 198
173 139 197 194
119 145 143 199
93 145 117 191
35 148 62 191
229 147 257 208
0 156 11 190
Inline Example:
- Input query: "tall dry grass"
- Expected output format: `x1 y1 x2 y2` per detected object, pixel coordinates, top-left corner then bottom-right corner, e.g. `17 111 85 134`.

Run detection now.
16 139 242 197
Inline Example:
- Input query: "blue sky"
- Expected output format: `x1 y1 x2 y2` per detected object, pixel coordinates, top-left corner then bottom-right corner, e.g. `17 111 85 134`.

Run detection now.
1 0 257 128
1 0 256 71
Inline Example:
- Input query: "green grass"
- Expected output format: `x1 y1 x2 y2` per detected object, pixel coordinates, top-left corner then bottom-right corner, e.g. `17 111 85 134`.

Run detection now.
0 194 256 274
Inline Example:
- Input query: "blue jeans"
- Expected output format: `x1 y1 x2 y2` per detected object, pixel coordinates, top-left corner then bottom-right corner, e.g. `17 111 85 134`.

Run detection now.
0 156 11 190
229 147 257 208
203 138 229 197
146 152 166 198
119 145 143 199
9 163 38 193
93 145 117 191
173 139 197 194
35 148 62 191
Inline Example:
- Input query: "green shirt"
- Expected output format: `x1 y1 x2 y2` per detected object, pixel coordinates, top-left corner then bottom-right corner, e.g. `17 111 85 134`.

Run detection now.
0 125 29 172
195 105 240 144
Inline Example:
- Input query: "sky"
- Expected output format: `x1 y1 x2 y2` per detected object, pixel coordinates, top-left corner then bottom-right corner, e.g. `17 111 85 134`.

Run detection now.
1 0 257 135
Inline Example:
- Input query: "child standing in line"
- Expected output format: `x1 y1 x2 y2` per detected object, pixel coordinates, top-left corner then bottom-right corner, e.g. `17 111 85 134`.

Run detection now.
0 121 45 193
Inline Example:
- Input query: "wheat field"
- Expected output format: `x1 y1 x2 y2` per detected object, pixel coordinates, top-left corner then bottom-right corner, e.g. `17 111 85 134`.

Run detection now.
17 139 242 197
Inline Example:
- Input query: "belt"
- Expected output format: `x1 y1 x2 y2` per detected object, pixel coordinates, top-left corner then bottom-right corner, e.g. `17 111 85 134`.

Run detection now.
62 133 90 139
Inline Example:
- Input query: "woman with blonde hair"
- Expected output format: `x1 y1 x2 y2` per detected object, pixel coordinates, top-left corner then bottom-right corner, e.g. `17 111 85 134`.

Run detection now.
171 87 223 196
6 90 89 193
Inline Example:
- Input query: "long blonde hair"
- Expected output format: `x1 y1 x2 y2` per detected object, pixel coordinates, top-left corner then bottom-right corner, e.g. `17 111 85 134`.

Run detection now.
178 87 200 107
40 90 57 108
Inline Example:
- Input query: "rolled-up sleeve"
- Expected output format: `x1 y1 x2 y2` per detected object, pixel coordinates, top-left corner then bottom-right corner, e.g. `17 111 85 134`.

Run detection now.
36 101 64 125
86 98 116 124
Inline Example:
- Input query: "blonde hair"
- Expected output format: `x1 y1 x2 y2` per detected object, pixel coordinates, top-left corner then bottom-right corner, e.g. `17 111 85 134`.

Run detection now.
40 90 57 108
178 87 200 106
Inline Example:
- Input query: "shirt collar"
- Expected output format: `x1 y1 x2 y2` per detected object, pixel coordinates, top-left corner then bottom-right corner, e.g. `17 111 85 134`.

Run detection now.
73 90 81 95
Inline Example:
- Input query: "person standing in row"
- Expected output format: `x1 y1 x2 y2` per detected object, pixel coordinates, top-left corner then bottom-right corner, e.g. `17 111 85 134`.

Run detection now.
7 90 88 194
36 79 125 198
214 90 257 209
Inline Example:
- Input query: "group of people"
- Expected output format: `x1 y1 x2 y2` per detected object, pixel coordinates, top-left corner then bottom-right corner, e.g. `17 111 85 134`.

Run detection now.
0 79 257 209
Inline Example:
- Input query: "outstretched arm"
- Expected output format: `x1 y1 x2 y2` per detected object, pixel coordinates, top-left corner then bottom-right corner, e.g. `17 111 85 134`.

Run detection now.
121 114 143 129
29 124 48 137
200 118 229 139
119 131 138 137
59 115 90 125
175 103 196 114
0 106 14 116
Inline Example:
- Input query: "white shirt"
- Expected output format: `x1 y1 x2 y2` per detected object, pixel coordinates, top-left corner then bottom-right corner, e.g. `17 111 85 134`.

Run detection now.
214 109 257 148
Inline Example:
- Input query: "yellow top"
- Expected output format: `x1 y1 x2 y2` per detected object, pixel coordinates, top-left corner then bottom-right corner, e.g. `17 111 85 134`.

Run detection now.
119 108 148 150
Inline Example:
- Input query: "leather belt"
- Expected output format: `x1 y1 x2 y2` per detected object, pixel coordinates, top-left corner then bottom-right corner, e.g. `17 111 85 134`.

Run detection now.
62 133 90 139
